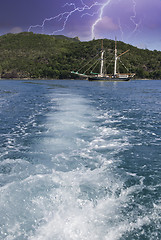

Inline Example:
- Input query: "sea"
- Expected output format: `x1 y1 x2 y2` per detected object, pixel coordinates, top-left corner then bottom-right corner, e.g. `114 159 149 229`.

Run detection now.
0 79 161 240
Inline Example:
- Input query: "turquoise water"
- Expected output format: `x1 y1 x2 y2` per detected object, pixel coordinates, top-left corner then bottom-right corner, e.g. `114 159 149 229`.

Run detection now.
0 79 161 240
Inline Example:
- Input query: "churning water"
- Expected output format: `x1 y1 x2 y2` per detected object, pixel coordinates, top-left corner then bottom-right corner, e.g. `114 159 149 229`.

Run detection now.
0 79 161 240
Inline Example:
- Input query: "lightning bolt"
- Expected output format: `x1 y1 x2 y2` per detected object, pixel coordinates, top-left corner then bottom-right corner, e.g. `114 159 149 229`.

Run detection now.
118 18 124 41
114 0 141 43
28 0 141 43
130 0 141 34
28 1 103 35
91 0 111 40
91 0 141 40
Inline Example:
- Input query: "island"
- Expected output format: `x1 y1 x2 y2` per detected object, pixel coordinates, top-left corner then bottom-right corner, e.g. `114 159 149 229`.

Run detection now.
0 32 161 80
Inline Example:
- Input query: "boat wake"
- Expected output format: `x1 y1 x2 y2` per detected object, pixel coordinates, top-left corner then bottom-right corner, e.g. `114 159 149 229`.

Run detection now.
0 84 161 240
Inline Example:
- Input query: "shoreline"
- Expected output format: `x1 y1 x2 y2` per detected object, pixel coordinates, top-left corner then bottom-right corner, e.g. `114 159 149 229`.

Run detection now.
0 78 161 81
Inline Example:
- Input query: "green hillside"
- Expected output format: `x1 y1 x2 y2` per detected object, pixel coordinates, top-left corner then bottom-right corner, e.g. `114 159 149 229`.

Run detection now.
0 32 161 79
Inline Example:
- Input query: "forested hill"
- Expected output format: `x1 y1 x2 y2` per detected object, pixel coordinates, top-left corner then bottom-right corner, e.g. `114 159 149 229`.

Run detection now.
0 32 161 79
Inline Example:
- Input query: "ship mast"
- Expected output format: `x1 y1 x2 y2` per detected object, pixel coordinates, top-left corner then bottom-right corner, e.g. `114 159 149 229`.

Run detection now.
114 37 117 76
114 37 130 76
100 40 105 76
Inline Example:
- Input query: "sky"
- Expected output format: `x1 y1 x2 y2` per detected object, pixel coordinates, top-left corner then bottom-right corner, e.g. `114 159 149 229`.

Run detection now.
0 0 161 50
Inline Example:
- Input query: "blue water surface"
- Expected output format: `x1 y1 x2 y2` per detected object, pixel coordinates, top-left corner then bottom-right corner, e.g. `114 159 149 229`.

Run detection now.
0 79 161 240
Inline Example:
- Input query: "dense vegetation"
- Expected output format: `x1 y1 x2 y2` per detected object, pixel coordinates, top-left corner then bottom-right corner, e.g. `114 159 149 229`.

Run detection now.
0 32 161 79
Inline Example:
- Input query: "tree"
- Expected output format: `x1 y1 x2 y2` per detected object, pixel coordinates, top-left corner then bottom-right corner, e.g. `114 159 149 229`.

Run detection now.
0 65 2 77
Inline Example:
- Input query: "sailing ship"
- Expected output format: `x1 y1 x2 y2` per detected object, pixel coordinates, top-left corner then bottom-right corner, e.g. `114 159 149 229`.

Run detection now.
71 38 135 81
